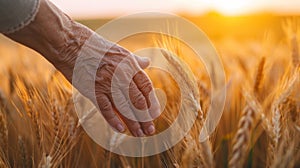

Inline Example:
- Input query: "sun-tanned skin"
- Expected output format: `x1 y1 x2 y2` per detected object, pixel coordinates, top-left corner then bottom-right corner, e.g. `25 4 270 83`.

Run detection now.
5 0 160 137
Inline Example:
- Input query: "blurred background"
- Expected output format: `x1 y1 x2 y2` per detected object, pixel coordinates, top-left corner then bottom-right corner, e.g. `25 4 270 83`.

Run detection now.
50 0 300 40
52 0 300 18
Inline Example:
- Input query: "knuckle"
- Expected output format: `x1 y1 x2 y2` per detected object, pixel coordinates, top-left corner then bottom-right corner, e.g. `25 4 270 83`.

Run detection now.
101 102 111 112
134 71 145 81
134 72 153 95
129 85 147 110
136 95 145 105
106 115 118 124
98 97 111 112
132 94 146 110
140 80 153 95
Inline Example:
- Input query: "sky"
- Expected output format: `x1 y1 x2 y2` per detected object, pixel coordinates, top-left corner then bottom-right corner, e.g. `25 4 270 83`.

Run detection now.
50 0 300 19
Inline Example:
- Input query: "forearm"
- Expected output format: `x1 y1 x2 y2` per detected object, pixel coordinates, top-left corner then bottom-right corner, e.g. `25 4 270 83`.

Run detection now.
5 0 92 81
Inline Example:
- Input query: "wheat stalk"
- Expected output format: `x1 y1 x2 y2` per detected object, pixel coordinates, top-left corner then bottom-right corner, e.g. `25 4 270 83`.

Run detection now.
157 35 209 168
40 154 53 168
291 35 300 67
18 136 28 168
229 106 256 168
199 139 214 168
283 18 300 68
0 157 6 168
229 89 263 168
181 135 202 168
266 67 299 167
270 127 299 168
253 57 265 94
0 90 6 110
0 109 8 158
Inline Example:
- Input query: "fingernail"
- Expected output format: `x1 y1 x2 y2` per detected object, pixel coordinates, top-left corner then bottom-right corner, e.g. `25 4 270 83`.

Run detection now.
117 124 125 132
147 125 155 135
136 129 144 137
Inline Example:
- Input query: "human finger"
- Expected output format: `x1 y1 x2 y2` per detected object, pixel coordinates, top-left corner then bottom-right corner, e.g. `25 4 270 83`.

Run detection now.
128 81 156 135
96 94 125 133
133 71 161 119
134 55 150 69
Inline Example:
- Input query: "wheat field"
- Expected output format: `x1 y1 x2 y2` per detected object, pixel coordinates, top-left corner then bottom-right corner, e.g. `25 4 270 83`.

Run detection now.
0 16 299 168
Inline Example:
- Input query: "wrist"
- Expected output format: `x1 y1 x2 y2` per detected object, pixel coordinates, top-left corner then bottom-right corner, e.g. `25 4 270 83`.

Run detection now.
33 0 93 67
50 21 93 81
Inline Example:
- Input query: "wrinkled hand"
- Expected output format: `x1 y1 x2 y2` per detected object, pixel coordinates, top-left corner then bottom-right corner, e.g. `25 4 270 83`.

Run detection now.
56 33 161 137
93 43 161 137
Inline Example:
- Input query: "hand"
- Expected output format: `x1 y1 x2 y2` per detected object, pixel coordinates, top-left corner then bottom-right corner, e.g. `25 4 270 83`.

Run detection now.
59 30 161 137
93 43 161 136
59 33 161 137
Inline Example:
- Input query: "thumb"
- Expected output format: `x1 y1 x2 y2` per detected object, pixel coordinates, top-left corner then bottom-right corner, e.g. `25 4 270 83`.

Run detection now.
134 55 150 69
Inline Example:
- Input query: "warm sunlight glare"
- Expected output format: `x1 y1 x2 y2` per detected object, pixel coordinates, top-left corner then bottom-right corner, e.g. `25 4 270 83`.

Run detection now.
201 0 255 15
51 0 300 18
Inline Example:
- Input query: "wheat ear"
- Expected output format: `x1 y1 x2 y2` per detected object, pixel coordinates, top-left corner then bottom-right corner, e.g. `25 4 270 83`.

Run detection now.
229 91 262 168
